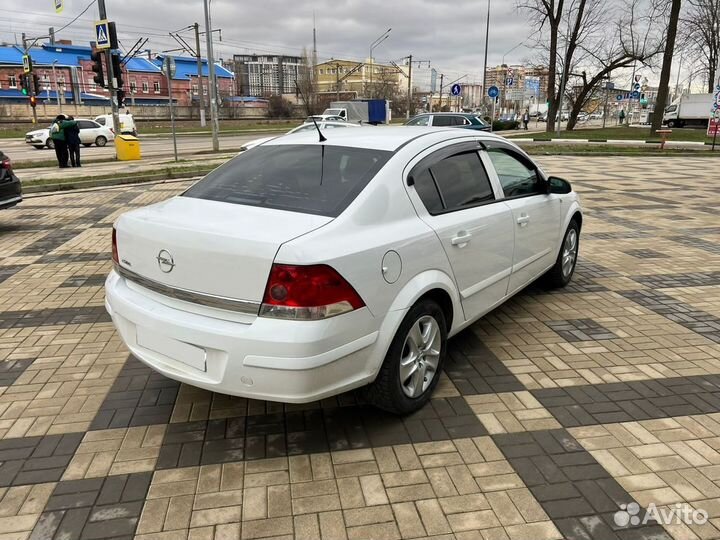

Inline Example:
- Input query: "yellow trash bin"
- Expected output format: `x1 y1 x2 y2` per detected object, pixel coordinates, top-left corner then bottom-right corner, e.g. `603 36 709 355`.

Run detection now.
115 134 142 161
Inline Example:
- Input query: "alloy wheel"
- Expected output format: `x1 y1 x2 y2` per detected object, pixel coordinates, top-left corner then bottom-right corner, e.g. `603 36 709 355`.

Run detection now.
399 315 442 398
562 228 578 278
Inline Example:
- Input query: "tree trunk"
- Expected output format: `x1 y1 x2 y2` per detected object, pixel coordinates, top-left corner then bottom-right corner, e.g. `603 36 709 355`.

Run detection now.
546 17 559 133
651 0 682 133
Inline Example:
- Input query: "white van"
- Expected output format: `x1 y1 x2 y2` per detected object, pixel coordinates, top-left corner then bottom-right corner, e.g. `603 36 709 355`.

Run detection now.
94 114 138 136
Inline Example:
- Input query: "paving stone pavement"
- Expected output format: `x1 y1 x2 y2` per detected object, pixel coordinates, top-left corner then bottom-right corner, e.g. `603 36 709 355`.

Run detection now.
0 155 719 539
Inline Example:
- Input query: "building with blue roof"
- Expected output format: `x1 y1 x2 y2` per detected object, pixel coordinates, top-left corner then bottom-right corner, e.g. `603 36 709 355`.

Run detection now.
1 42 234 107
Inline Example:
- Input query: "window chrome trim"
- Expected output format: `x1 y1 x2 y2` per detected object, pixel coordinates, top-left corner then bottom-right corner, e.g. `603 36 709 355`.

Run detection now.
115 264 260 314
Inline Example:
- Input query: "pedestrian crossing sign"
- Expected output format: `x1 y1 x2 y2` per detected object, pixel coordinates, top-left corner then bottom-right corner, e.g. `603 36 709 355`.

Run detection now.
95 20 110 50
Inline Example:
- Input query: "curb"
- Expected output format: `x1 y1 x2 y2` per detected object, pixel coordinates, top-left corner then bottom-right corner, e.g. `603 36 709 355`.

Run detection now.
518 137 713 146
22 168 212 194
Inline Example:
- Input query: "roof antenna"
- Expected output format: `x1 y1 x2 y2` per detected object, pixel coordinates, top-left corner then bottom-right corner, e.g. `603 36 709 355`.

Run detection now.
295 80 326 142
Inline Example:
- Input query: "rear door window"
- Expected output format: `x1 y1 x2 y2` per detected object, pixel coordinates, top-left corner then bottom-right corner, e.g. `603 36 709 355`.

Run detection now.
77 121 95 130
184 145 392 217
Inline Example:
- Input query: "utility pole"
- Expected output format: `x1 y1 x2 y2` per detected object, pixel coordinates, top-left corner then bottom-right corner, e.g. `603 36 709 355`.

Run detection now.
336 62 341 101
406 54 412 119
194 23 206 127
21 33 38 124
482 0 490 110
203 0 220 151
97 0 121 141
439 73 444 110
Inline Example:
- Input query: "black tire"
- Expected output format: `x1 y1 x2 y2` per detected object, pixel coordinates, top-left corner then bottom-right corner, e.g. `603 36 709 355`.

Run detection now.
46 139 55 149
33 145 44 150
83 143 92 148
545 220 580 288
366 299 447 415
95 136 107 147
667 120 677 128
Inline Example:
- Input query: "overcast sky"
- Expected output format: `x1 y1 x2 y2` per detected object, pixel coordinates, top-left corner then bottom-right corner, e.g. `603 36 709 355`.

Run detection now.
0 0 701 90
1 0 533 87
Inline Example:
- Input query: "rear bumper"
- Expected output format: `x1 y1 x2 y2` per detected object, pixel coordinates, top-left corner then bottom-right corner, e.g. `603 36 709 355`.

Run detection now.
105 270 385 402
0 175 22 209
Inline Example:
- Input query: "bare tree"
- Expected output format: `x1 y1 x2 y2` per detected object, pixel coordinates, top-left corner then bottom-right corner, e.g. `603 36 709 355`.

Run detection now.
295 48 319 116
682 0 720 92
565 0 666 129
651 0 683 133
517 0 565 131
519 0 666 131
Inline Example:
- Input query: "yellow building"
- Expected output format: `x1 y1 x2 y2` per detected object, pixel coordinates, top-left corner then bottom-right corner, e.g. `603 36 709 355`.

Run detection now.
315 59 408 98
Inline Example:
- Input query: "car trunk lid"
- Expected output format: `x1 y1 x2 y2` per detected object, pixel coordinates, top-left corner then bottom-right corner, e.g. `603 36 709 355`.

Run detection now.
115 197 332 308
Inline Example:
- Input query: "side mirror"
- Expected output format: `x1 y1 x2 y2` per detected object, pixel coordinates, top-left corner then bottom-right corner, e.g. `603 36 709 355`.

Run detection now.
547 176 572 194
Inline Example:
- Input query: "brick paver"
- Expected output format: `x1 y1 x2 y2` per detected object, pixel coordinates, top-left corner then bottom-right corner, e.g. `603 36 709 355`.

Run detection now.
0 155 718 539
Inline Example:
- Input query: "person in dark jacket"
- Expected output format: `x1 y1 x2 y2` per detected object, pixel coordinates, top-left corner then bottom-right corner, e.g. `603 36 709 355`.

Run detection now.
50 115 69 168
64 116 81 167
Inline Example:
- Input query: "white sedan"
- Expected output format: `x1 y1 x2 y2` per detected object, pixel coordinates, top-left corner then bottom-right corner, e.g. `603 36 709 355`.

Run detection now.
106 127 582 414
242 121 359 151
25 119 115 150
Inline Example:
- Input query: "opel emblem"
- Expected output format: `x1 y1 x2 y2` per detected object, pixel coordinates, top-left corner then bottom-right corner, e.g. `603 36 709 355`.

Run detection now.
156 249 175 273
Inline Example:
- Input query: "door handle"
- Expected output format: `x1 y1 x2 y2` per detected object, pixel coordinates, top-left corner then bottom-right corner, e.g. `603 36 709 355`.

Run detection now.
451 232 472 246
517 215 530 227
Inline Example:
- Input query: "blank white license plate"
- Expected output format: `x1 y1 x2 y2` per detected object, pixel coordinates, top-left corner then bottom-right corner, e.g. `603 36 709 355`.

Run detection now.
136 327 207 372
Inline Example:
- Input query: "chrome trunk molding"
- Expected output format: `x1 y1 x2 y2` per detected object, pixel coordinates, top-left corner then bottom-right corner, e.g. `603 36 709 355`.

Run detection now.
114 264 260 314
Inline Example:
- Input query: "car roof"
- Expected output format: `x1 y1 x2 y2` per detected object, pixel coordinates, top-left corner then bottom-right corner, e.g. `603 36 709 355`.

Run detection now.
264 126 507 152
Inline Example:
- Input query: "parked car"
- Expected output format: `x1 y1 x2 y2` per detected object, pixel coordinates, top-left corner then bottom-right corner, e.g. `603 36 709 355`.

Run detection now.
94 113 138 136
106 127 582 414
405 113 490 131
242 121 361 151
0 151 22 210
306 115 346 123
25 119 115 150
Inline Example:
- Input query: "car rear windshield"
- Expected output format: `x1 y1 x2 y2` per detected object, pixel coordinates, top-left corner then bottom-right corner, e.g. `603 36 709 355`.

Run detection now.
183 144 392 217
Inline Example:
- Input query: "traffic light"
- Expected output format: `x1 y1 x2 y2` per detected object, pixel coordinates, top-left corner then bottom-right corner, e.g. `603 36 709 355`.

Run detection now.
29 95 37 108
111 53 123 90
91 49 105 87
19 73 28 96
33 73 41 95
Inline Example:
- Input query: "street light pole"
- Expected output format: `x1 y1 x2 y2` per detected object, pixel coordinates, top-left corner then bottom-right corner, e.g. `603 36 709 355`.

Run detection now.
97 0 121 141
481 0 490 108
369 28 391 96
52 60 61 110
203 0 220 151
21 33 38 124
194 22 206 127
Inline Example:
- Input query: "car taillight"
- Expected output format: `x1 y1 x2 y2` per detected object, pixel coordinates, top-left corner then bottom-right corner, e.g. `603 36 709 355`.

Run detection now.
112 227 119 264
1 158 11 171
260 264 365 320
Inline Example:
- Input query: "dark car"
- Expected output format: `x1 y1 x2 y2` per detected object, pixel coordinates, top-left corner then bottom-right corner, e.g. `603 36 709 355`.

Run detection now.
405 113 491 131
0 151 22 210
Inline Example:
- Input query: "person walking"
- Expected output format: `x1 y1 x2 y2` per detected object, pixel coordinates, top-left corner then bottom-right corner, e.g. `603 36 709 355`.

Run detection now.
523 108 530 130
50 115 69 168
64 116 81 168
619 109 626 125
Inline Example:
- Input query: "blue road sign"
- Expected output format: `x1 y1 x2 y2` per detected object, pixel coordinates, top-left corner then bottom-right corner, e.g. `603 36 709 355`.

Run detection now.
616 94 623 101
633 83 641 91
451 83 462 96
95 20 110 50
488 86 499 98
506 77 514 87
631 90 640 99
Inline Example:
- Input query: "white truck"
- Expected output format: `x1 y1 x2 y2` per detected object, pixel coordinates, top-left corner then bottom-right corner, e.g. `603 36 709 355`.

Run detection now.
663 93 713 128
322 100 391 124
